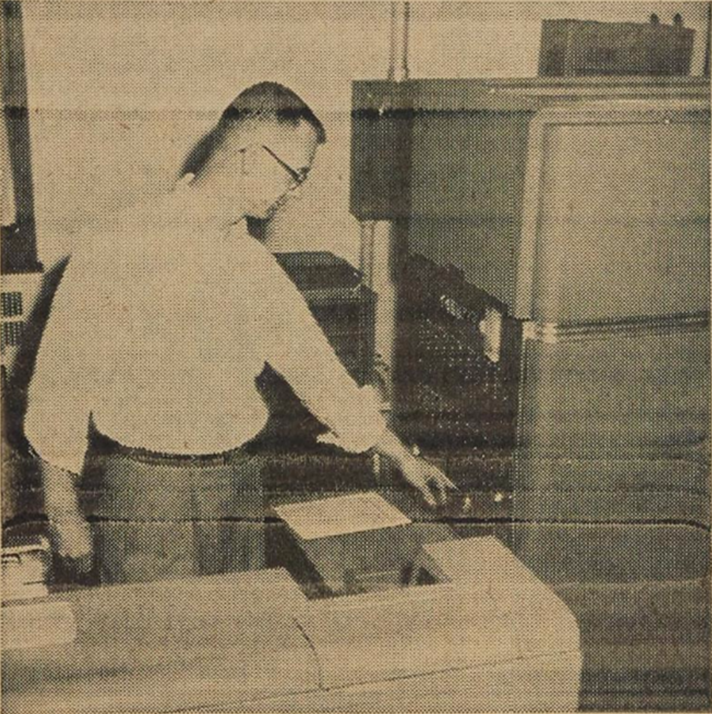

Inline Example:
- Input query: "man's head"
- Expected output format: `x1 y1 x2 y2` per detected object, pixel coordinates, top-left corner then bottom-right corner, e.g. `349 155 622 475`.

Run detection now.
180 83 326 221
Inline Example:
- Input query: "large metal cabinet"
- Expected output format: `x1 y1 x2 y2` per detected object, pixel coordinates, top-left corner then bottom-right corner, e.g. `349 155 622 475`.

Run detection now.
351 76 711 710
352 77 709 319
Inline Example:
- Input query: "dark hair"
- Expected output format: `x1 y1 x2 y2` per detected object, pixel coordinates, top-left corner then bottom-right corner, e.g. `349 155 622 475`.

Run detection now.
180 82 326 177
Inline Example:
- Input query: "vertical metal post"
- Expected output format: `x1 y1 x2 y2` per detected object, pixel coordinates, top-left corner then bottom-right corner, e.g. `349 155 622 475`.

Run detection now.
388 1 410 82
359 2 410 407
1 0 41 273
358 221 376 291
704 2 711 77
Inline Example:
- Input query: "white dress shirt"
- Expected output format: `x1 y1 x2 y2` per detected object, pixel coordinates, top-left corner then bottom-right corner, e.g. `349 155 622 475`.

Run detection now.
25 190 387 475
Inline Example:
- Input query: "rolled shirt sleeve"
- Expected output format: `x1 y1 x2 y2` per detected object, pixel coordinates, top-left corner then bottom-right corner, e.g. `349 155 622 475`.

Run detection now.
260 251 388 454
24 258 95 476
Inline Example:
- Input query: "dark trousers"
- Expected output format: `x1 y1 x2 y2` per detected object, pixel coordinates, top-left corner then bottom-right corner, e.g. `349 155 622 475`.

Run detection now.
78 429 265 585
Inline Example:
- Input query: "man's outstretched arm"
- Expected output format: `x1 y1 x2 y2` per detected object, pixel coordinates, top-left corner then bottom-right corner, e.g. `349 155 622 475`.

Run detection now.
260 250 455 506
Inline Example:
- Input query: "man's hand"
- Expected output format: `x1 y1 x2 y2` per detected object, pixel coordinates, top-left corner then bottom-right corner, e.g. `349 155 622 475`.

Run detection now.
395 452 457 507
39 459 93 574
49 514 93 574
374 429 457 507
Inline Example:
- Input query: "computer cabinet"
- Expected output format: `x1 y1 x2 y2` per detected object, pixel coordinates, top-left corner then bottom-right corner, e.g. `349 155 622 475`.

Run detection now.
351 76 710 710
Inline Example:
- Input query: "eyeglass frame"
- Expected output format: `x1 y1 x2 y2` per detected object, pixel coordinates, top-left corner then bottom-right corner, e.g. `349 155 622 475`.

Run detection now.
260 144 310 188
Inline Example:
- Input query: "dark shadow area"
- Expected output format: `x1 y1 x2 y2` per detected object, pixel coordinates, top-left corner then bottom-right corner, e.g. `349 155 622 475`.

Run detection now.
3 257 70 529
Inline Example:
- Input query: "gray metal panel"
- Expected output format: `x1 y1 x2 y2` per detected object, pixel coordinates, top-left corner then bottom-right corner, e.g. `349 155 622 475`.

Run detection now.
516 101 710 321
511 316 710 582
407 76 710 111
407 217 521 307
408 111 531 306
350 82 412 220
351 76 710 223
516 316 709 456
510 522 709 584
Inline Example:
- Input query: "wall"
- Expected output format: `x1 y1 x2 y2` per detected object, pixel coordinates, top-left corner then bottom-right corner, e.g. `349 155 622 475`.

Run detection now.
19 1 709 273
21 1 391 268
409 2 709 78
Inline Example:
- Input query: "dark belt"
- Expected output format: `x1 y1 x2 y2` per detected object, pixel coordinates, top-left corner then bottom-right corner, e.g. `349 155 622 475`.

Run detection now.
86 415 270 467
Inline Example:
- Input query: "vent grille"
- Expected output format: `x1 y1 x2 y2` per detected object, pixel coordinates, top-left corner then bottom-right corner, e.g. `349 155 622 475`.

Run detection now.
1 321 24 351
1 292 23 318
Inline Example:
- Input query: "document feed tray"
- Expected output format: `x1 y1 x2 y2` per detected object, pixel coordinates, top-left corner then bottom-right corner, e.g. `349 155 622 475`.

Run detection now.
3 537 581 713
295 537 581 693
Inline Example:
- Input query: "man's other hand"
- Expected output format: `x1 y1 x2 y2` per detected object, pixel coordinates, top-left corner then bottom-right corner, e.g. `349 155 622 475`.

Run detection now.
50 515 93 574
397 453 457 508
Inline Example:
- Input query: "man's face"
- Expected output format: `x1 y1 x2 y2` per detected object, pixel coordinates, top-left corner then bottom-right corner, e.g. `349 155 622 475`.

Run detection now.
245 121 319 220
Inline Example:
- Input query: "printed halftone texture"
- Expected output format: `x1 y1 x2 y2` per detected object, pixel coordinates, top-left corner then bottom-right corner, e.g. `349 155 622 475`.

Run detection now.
3 2 711 713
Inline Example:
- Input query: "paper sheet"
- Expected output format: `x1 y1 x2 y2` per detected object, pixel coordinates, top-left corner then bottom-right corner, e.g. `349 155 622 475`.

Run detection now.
275 492 412 541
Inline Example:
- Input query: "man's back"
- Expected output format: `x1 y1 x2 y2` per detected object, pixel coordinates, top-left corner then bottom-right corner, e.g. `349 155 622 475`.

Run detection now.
26 197 279 470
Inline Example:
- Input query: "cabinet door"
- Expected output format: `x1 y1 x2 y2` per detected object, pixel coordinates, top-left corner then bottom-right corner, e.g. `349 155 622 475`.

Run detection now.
530 115 710 322
513 320 710 582
517 322 709 456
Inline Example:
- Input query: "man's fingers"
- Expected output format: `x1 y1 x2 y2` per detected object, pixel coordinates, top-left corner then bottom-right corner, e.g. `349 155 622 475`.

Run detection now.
423 474 450 507
424 465 457 490
423 467 457 505
418 457 457 490
412 476 438 507
421 486 438 508
444 474 458 490
434 481 448 505
432 472 457 491
399 456 458 508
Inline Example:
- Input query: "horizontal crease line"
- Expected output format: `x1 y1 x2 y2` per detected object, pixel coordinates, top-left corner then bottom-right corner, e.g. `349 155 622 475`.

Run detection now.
10 485 711 496
83 515 268 525
76 488 265 493
512 488 711 497
492 517 711 531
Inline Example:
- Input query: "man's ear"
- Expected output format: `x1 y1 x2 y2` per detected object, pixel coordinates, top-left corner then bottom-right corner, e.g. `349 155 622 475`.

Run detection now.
239 144 262 177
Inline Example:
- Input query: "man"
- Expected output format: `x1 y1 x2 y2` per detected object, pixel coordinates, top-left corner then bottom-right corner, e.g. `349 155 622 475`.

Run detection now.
25 82 454 584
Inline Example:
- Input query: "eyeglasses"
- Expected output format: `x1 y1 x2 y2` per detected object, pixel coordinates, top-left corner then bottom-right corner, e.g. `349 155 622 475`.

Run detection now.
261 145 310 187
